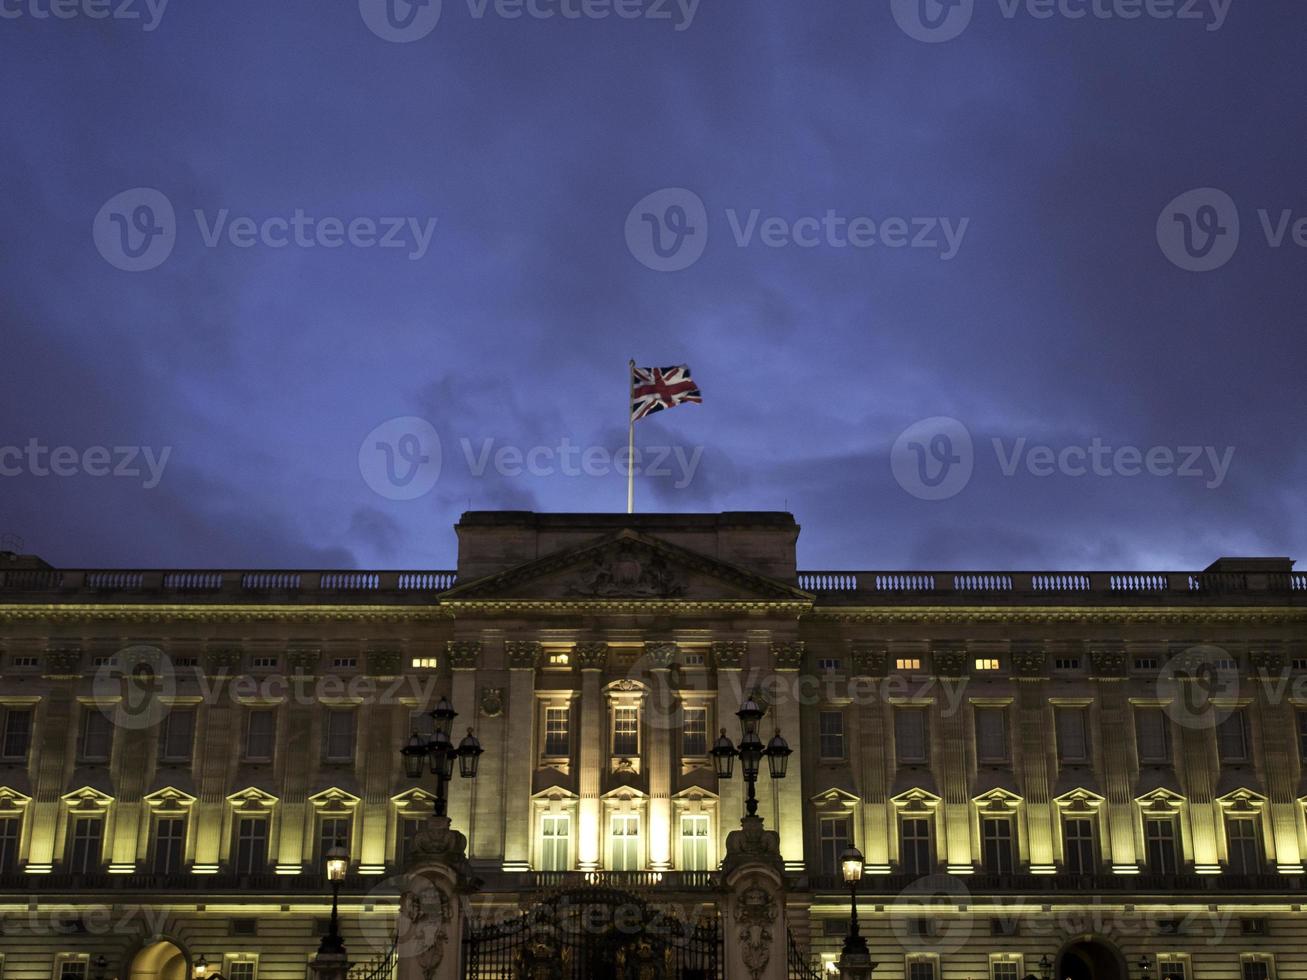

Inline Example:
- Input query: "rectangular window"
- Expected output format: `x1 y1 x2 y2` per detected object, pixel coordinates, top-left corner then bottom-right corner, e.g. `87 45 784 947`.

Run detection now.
320 816 350 863
332 657 357 669
78 708 114 762
818 816 850 877
900 817 933 876
1134 657 1159 671
1135 708 1172 765
244 709 275 761
975 658 1001 671
544 706 570 757
397 816 424 869
680 814 709 871
1063 817 1096 875
0 815 19 873
1157 959 1188 980
975 708 1009 763
818 658 842 672
896 658 922 671
322 710 356 763
159 708 195 763
818 710 845 760
1241 959 1272 980
981 818 1014 875
681 706 707 757
992 962 1022 980
1298 711 1307 762
1227 817 1262 874
66 817 103 874
152 817 186 875
234 817 268 874
612 707 639 757
226 964 256 980
1056 707 1090 763
1 707 32 760
411 656 438 669
540 814 570 872
250 656 279 670
1054 657 1082 671
609 814 640 871
895 708 928 764
59 964 89 980
1218 710 1251 763
1145 818 1179 875
908 959 937 980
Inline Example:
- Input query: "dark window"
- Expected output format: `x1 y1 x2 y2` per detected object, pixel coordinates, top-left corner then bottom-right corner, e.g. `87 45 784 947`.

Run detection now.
152 817 186 874
900 818 933 876
0 815 19 872
681 706 707 757
1145 818 1178 875
1 707 31 760
320 816 350 863
1135 708 1172 764
1298 711 1307 762
59 964 89 980
981 818 1014 875
818 710 845 760
895 709 928 764
1056 707 1090 763
1227 817 1262 874
322 710 356 763
78 708 114 762
1241 961 1271 980
818 816 850 876
234 817 268 874
1063 818 1096 875
908 960 937 980
397 816 424 868
975 708 1008 763
67 816 103 873
244 709 275 761
159 709 195 763
1217 709 1251 763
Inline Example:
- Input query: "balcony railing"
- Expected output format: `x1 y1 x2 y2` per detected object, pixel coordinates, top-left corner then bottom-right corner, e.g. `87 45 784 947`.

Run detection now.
804 870 1303 894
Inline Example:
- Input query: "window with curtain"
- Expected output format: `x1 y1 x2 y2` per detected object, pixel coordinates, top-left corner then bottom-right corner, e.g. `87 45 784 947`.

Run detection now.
544 706 570 756
681 706 708 757
319 816 351 863
612 707 639 757
680 814 709 870
540 814 570 871
609 814 640 871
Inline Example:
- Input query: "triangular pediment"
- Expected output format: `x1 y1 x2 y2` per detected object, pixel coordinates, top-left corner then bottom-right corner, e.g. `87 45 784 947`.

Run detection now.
143 785 197 810
441 530 812 606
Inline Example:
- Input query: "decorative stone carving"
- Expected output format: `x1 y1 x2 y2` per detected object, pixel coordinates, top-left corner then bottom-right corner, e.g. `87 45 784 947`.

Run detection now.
932 643 968 677
505 640 542 669
734 884 779 980
644 641 677 669
44 648 82 675
367 649 402 677
399 879 454 979
850 642 887 678
208 647 245 675
1010 646 1046 677
565 541 686 598
1088 645 1127 678
1249 646 1284 674
572 641 609 669
712 640 748 669
770 641 804 670
479 687 504 718
721 814 784 877
445 641 480 670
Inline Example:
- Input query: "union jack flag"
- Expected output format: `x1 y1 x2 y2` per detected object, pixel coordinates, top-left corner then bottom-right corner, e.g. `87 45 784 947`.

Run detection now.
631 364 702 422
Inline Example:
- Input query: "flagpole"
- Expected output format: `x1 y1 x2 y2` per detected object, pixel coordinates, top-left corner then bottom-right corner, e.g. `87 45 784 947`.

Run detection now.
627 359 635 514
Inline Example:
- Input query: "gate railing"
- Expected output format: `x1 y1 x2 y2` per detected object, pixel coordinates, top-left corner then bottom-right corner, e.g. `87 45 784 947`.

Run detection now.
788 929 824 980
349 934 397 980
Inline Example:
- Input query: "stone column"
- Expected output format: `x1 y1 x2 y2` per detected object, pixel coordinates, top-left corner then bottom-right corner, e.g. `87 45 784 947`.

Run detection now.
1089 645 1138 871
575 642 607 871
501 640 540 871
933 643 972 873
852 643 890 872
721 815 789 980
769 640 805 872
1012 647 1055 872
646 641 676 871
1251 647 1302 871
713 641 746 859
396 816 477 980
446 641 480 844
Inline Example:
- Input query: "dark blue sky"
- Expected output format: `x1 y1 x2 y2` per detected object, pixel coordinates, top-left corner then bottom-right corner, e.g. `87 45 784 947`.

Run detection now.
1 0 1303 572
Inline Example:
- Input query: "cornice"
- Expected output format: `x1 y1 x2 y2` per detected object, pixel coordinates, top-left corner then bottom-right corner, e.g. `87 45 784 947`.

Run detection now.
803 606 1307 626
442 599 811 617
0 604 451 624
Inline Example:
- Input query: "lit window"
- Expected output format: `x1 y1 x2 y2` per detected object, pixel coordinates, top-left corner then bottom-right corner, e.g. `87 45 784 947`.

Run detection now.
66 816 103 874
1055 707 1090 763
681 706 708 757
244 709 276 761
322 709 356 763
975 658 1001 672
544 707 570 757
609 814 640 871
411 656 438 669
896 658 922 671
540 815 570 871
1 706 32 760
77 707 113 762
680 815 709 871
548 652 570 666
975 708 1008 763
818 816 850 876
818 711 845 760
895 708 928 764
159 708 195 763
612 707 639 757
234 817 268 874
152 817 186 874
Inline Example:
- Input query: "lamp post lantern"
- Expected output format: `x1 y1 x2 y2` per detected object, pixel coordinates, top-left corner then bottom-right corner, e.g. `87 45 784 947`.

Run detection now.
91 954 109 980
1038 954 1053 980
834 844 876 979
1137 956 1154 980
193 954 226 980
401 696 484 818
711 693 792 819
318 838 350 956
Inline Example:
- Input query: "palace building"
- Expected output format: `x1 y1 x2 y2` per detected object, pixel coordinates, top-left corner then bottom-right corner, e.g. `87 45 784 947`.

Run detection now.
0 511 1305 980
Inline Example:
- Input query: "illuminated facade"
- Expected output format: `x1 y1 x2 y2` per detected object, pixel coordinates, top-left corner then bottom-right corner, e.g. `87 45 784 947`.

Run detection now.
0 511 1305 980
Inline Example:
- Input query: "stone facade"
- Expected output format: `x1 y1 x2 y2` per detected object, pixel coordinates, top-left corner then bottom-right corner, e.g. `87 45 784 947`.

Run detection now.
0 514 1304 980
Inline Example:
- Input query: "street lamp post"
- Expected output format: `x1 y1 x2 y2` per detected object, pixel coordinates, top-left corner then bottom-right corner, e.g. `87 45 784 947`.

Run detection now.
1137 955 1154 980
193 955 226 980
835 844 876 979
711 693 792 817
401 696 484 818
1038 954 1053 980
91 954 109 980
318 839 350 956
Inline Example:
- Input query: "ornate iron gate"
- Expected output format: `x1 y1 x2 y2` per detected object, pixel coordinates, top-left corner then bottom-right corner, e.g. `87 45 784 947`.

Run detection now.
463 885 721 979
